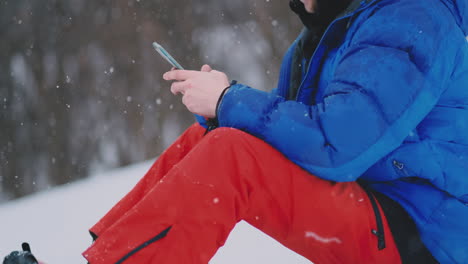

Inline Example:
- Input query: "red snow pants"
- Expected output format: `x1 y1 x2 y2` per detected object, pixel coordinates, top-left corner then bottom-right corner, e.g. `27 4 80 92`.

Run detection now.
83 123 401 264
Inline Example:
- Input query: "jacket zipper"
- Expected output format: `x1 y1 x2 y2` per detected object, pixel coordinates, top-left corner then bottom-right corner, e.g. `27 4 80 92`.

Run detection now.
294 0 377 103
362 187 386 250
115 226 172 264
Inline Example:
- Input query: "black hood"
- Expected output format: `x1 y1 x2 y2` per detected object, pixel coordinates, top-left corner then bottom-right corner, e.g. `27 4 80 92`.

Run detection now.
289 0 352 29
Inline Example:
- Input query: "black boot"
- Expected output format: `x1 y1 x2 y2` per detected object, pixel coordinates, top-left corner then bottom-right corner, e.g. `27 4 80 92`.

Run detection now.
3 243 38 264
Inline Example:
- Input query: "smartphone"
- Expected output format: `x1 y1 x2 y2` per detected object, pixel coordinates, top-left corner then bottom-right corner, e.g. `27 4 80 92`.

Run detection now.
152 42 184 70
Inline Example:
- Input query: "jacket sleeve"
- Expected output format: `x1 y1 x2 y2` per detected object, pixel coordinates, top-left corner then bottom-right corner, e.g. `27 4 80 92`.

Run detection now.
217 5 451 181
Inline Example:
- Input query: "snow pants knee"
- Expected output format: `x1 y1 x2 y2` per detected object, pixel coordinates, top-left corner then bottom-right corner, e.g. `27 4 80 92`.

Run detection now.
83 124 401 264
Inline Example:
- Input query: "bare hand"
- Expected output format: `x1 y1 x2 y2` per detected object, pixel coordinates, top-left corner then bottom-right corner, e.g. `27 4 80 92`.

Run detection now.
163 64 230 118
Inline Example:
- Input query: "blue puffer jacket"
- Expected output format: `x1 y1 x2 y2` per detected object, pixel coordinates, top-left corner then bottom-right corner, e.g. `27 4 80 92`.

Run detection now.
202 0 468 262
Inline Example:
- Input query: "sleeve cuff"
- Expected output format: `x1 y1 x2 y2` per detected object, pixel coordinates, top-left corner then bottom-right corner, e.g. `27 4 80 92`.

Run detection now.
217 83 282 132
195 114 208 128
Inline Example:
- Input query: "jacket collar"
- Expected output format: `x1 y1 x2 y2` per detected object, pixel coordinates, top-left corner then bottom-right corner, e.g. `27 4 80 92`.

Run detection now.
336 0 376 19
343 0 467 35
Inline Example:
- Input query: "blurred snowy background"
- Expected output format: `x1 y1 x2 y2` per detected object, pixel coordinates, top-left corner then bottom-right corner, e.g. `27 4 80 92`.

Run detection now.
0 0 301 203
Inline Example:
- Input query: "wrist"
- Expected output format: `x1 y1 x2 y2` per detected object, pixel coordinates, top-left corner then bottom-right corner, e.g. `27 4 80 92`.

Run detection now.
206 80 237 133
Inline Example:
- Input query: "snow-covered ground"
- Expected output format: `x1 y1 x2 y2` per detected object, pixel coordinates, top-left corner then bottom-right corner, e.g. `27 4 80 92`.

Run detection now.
0 160 311 264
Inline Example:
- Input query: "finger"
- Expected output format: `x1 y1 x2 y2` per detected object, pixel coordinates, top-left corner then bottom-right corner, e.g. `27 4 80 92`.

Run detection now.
171 67 177 71
201 64 212 72
163 70 201 81
182 90 195 114
181 90 189 107
170 80 191 95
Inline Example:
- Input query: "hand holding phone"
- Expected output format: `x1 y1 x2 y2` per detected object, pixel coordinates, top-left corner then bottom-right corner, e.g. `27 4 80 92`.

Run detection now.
152 42 184 70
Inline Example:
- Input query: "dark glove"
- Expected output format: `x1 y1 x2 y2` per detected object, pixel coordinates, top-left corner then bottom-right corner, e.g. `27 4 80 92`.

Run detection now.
3 243 38 264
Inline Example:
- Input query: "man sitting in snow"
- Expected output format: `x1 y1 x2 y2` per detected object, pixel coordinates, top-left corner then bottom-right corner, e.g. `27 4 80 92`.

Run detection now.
82 0 468 263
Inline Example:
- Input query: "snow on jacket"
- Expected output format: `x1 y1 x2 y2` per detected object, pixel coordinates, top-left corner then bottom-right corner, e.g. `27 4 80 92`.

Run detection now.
197 0 468 262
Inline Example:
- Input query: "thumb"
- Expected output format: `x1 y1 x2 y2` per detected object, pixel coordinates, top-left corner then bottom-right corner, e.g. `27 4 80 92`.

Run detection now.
201 64 212 72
